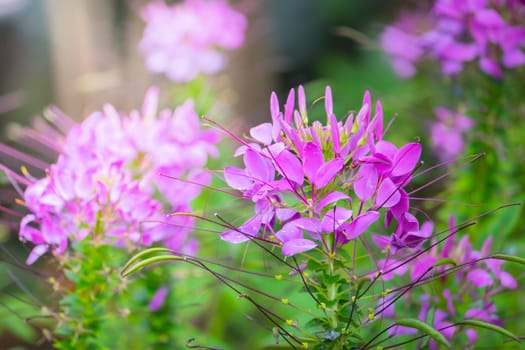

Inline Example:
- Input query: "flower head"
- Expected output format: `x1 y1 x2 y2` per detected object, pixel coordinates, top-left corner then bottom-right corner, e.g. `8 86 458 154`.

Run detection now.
385 215 517 347
14 87 219 264
430 106 474 160
221 86 423 256
382 0 525 78
140 0 247 82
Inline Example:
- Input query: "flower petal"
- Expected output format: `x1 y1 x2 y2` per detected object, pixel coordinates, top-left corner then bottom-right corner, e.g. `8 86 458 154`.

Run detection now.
344 211 379 240
274 149 304 185
224 166 251 190
375 177 401 208
314 158 343 188
282 239 317 256
391 142 421 177
250 123 273 145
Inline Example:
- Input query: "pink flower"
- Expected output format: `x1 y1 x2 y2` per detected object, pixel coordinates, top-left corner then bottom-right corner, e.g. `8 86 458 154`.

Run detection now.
220 86 423 256
139 0 247 82
380 12 430 78
430 106 474 161
12 87 218 264
382 0 525 78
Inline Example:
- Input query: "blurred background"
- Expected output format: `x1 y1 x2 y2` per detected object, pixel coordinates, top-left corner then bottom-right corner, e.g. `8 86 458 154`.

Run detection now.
1 0 479 348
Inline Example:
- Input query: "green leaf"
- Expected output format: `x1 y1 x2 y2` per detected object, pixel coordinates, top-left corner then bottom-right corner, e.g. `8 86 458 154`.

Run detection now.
457 319 521 343
395 318 451 349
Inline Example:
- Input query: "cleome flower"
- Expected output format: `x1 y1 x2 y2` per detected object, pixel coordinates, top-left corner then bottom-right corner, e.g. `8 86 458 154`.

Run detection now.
384 216 517 347
9 87 219 264
139 0 247 82
221 86 423 256
430 106 474 161
381 0 525 78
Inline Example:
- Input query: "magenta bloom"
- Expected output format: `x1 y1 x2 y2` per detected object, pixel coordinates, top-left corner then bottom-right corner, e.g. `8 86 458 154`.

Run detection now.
381 0 525 78
430 106 474 161
12 87 219 264
380 12 429 78
221 86 423 256
384 216 517 346
140 0 247 82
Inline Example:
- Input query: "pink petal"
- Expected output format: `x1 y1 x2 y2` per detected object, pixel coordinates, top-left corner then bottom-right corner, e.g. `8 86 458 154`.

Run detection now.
391 142 421 177
369 100 383 141
275 222 303 242
270 91 280 119
250 123 273 145
411 256 438 281
321 207 353 232
360 90 371 125
244 149 274 183
499 271 517 289
284 88 295 123
148 286 168 312
26 244 48 265
315 191 351 211
467 269 493 288
298 85 306 115
314 158 344 188
325 86 333 116
274 149 304 185
282 239 317 256
224 166 252 190
329 113 340 153
344 211 379 240
375 177 401 208
292 218 322 234
221 216 261 243
480 57 502 78
354 164 378 201
303 142 323 183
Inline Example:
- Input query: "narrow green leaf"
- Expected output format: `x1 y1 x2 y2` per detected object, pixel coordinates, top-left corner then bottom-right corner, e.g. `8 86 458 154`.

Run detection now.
121 247 174 276
457 319 521 343
121 255 184 277
396 318 451 349
491 253 525 266
432 258 456 268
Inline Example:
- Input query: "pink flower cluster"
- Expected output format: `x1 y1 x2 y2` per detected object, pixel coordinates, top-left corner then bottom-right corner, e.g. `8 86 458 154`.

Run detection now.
19 87 219 264
140 0 247 82
381 0 525 78
221 86 423 256
430 106 475 160
382 217 516 348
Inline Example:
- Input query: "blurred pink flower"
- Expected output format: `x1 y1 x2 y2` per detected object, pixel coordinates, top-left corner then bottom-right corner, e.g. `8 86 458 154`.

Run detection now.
430 106 474 161
382 0 525 78
140 0 247 82
380 12 430 78
12 87 219 264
